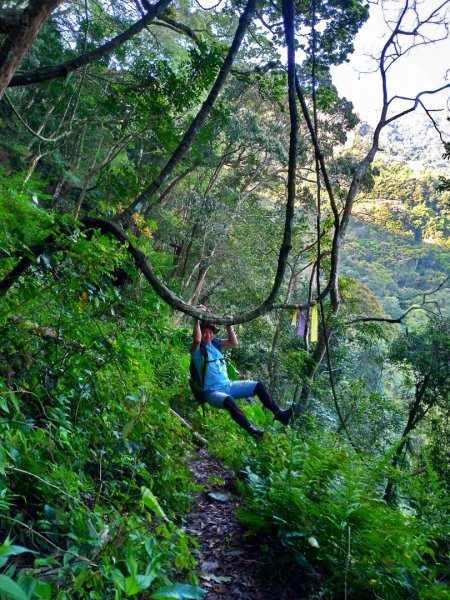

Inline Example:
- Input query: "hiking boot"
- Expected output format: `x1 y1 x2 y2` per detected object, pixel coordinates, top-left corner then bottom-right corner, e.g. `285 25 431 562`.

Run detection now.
275 406 294 426
248 427 265 443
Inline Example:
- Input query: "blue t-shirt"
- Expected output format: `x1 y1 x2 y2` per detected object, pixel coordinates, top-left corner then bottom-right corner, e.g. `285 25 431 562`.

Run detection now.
190 339 230 391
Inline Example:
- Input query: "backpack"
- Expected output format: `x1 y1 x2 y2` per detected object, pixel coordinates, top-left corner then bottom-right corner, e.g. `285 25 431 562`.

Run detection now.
189 339 221 416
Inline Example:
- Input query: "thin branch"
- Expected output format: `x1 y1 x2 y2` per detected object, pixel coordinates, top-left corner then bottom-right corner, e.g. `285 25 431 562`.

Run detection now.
155 15 202 45
144 166 196 216
349 277 449 324
193 0 223 9
422 275 449 300
4 92 71 142
169 408 207 445
385 83 450 125
0 515 97 565
6 466 90 510
294 74 340 297
349 305 424 324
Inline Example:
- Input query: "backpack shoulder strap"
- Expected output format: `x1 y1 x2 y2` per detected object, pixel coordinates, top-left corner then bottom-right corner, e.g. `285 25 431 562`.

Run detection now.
196 339 222 385
199 344 209 384
211 338 221 351
190 341 222 417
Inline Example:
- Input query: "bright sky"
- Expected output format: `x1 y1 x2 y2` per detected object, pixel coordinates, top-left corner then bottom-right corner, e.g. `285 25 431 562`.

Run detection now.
330 0 450 128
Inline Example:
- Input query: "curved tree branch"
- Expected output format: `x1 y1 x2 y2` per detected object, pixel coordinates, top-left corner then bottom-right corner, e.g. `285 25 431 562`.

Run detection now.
0 4 298 325
4 91 71 142
385 83 450 125
349 305 428 325
117 0 258 222
0 255 34 296
8 0 173 88
0 193 294 326
155 15 202 45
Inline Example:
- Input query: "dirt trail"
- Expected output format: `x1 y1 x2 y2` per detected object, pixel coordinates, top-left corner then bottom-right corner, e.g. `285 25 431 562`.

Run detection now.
183 446 300 600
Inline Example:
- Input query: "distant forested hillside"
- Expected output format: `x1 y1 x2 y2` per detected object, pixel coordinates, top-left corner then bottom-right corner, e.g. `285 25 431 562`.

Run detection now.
341 115 449 321
383 113 448 170
342 219 449 319
362 112 449 172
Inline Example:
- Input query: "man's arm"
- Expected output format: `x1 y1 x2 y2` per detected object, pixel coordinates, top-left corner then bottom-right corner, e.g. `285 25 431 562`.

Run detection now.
191 317 202 352
221 318 238 349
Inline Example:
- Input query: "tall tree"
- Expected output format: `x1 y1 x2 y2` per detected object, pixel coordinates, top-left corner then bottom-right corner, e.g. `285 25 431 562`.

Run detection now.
0 0 65 97
384 320 450 502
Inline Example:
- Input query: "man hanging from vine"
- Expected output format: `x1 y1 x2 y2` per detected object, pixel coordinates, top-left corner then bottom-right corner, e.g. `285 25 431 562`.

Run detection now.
190 313 294 442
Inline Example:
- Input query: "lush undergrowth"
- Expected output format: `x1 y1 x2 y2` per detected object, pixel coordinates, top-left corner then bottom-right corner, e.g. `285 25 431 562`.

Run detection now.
200 406 450 599
0 216 206 598
1 196 449 599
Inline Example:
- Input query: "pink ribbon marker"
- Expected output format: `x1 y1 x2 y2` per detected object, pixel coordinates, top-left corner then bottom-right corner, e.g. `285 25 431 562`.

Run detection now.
297 309 305 336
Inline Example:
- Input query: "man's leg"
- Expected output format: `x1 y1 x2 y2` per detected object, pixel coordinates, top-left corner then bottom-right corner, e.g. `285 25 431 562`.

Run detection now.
223 397 254 432
204 389 263 440
230 381 293 426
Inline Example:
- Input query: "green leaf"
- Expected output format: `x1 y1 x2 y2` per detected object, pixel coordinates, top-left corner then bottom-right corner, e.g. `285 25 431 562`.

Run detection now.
226 359 239 381
9 392 20 413
141 487 167 521
1 544 35 557
0 575 29 600
144 552 164 581
122 420 135 439
74 570 91 591
126 555 138 577
124 575 140 595
135 574 153 590
108 568 127 593
0 542 36 569
0 447 7 475
34 580 52 600
151 584 207 599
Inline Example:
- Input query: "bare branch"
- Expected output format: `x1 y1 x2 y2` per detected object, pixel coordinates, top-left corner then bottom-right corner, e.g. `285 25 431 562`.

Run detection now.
4 91 71 142
155 15 202 45
193 0 224 9
385 84 450 125
348 277 449 324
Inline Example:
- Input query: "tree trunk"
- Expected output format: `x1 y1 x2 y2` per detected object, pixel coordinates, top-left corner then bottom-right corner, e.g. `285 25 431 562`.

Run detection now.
413 227 423 244
268 263 298 389
178 221 200 280
74 178 90 220
383 376 429 502
296 333 328 413
0 0 66 98
189 262 212 305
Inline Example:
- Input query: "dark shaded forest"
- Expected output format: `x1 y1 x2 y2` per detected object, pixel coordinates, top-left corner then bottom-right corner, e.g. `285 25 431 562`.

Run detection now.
0 0 449 598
